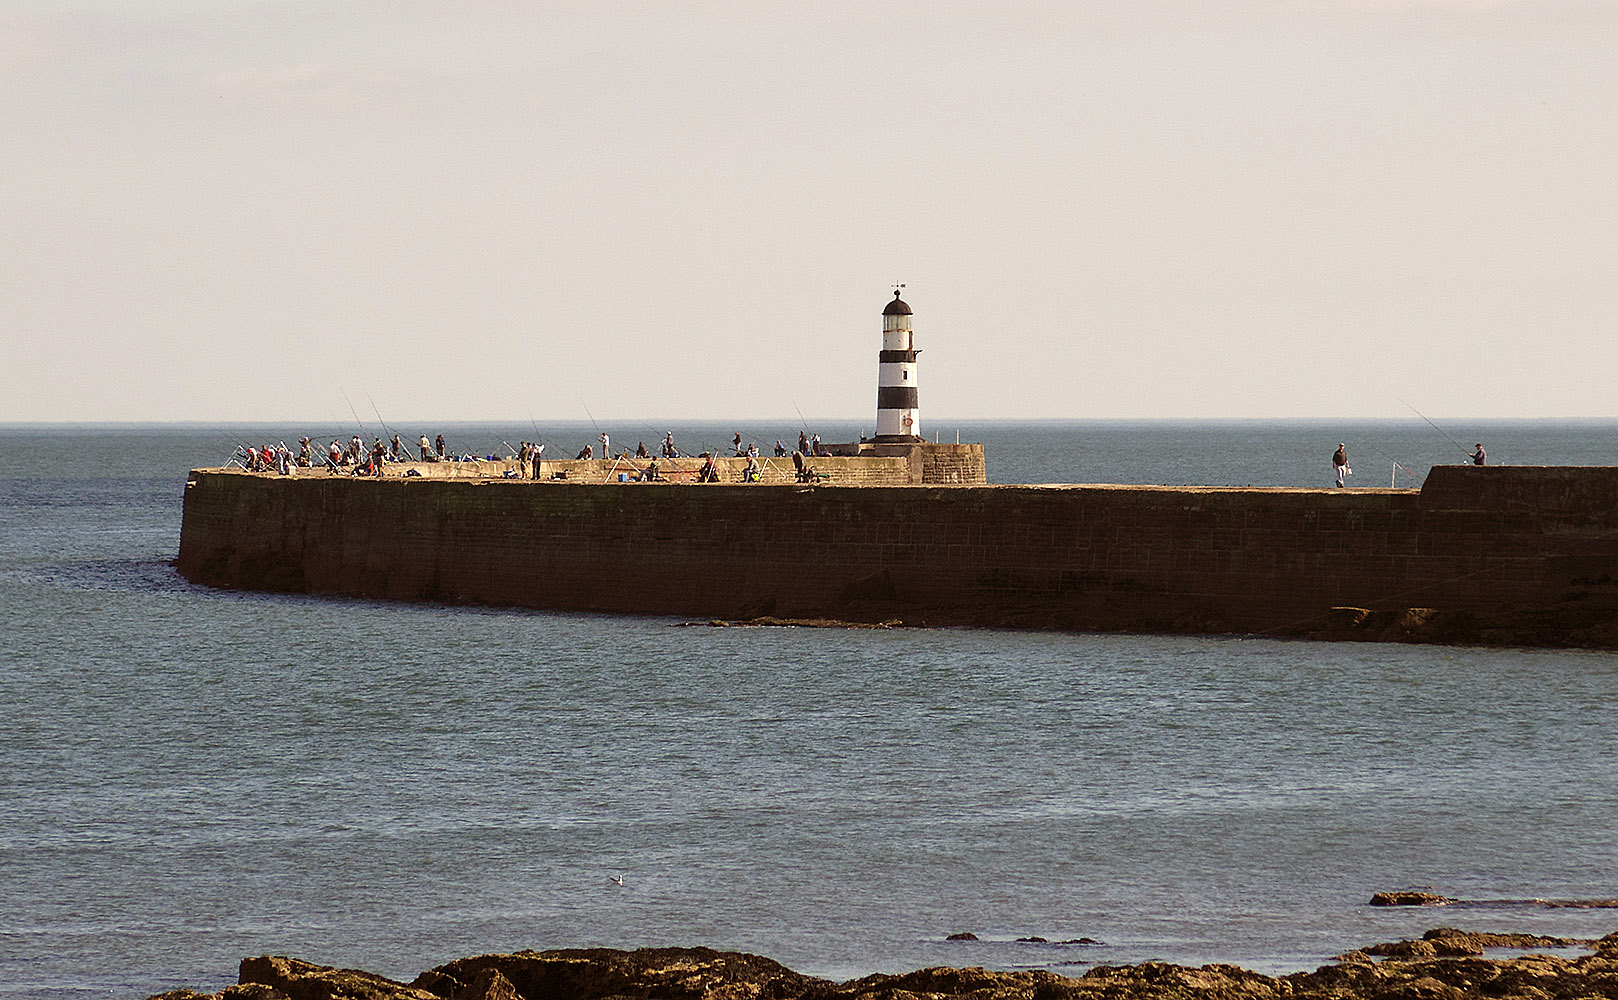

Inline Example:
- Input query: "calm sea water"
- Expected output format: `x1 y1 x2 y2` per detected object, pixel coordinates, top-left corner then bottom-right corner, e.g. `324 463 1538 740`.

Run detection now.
3 420 1618 1000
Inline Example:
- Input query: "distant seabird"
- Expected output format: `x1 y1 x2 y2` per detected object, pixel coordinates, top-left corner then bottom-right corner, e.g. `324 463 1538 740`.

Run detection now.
609 874 625 886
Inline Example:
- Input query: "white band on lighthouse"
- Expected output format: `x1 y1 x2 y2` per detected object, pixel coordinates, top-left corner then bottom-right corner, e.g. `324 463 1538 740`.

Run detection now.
875 290 920 441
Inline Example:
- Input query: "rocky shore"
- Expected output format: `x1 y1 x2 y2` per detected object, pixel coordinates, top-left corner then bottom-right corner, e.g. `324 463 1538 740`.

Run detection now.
149 928 1618 1000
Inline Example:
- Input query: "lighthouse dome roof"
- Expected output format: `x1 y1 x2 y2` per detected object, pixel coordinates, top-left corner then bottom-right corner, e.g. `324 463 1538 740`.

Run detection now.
882 291 912 316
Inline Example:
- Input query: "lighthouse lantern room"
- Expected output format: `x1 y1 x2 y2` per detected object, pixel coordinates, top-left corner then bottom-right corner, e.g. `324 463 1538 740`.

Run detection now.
875 289 920 441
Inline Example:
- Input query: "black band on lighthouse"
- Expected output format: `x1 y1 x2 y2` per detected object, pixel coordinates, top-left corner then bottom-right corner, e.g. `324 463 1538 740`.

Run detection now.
877 386 919 409
879 350 919 363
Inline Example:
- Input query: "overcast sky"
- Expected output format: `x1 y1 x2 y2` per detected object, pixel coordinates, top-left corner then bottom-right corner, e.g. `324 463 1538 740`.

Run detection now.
3 0 1615 422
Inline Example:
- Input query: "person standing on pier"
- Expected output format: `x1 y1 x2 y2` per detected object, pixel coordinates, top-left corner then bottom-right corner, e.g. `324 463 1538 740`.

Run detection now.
1472 443 1486 466
1333 444 1350 488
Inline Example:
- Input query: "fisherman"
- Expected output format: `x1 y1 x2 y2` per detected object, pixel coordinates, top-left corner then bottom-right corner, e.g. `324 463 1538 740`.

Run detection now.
698 452 718 483
798 430 809 454
276 443 291 475
297 438 312 467
390 434 404 461
645 456 661 481
1472 443 1487 466
635 441 649 459
663 430 677 458
371 439 386 477
576 444 593 460
531 443 545 479
774 440 787 457
811 433 824 457
435 434 446 460
746 441 759 460
743 454 761 482
1333 444 1350 488
733 431 743 455
329 440 343 467
243 445 258 470
599 432 610 460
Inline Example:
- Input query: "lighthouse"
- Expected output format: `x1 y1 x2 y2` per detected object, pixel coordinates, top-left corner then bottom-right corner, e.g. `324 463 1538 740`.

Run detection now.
875 289 920 441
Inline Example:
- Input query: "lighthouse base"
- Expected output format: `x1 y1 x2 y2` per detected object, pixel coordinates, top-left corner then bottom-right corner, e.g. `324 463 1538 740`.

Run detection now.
818 439 986 484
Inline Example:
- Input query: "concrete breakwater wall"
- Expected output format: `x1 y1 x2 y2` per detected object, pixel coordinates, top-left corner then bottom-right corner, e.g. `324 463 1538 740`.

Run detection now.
177 466 1618 647
384 442 985 486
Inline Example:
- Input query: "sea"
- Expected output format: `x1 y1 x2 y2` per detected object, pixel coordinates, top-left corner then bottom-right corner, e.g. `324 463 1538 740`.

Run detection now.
3 419 1617 1000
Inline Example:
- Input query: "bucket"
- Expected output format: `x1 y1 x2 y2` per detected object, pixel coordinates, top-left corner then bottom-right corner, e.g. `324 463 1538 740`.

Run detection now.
618 473 627 482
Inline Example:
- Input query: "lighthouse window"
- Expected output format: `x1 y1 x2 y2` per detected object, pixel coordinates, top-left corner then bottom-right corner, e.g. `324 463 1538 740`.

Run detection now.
903 370 908 380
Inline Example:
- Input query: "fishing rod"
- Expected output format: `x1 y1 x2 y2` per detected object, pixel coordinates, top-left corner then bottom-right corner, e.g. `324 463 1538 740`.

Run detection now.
581 401 628 464
1362 444 1423 489
210 423 261 468
527 411 550 450
789 394 813 442
364 390 410 455
340 389 368 441
1396 395 1473 459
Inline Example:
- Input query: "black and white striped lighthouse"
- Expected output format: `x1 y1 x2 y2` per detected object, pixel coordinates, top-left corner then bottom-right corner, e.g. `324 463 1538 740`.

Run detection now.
875 289 920 441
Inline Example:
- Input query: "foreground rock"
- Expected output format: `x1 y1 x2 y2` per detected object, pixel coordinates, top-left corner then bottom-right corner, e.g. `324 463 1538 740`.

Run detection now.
1368 891 1456 907
148 932 1618 1000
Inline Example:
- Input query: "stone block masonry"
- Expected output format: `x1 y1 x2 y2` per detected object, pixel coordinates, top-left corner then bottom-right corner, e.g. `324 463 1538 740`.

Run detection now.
397 441 986 487
178 465 1618 647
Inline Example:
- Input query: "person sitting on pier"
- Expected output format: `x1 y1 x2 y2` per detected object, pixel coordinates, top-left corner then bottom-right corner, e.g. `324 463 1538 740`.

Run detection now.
774 440 787 457
743 455 761 482
576 444 593 460
663 431 677 458
644 457 661 481
635 441 650 459
697 452 719 482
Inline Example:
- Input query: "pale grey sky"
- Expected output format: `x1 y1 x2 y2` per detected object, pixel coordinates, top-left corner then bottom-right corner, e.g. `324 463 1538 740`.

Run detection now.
3 1 1615 422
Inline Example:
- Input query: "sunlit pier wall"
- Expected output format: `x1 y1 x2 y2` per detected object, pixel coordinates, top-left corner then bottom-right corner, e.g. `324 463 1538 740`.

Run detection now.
177 465 1618 646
